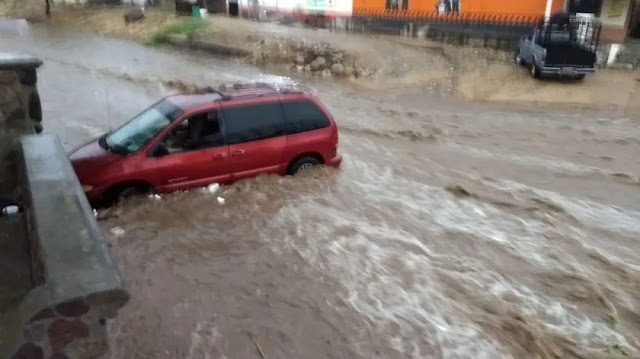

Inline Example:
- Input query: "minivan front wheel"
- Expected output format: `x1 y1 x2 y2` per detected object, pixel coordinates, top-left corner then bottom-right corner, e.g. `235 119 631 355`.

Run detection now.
103 183 151 206
288 156 321 175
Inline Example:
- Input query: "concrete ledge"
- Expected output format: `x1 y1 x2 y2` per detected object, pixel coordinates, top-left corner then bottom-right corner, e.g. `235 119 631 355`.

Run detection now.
0 135 129 358
165 36 253 58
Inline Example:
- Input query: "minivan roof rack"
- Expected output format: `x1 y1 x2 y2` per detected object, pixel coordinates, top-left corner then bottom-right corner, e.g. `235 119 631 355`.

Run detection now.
215 81 318 99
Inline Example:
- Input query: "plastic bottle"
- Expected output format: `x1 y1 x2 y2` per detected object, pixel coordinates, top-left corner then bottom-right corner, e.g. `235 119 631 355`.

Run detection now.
1 205 20 216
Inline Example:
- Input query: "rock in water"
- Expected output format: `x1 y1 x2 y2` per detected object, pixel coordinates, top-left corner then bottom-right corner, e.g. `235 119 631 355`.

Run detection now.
124 8 145 24
331 63 345 77
310 56 327 71
444 184 473 198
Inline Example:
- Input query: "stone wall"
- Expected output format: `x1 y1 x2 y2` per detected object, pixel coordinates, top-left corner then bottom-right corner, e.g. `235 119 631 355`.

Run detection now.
0 68 41 137
12 295 124 359
0 67 41 196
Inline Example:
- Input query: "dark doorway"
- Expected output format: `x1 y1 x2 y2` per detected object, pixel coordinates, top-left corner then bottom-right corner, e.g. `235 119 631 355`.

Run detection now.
629 1 640 38
205 0 227 13
567 0 602 16
229 1 239 16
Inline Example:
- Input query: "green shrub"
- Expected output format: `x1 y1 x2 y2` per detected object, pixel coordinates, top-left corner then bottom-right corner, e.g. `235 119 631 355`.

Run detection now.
145 18 208 46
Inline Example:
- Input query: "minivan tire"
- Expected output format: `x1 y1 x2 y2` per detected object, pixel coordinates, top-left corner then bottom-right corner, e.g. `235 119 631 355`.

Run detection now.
104 184 150 206
288 156 321 175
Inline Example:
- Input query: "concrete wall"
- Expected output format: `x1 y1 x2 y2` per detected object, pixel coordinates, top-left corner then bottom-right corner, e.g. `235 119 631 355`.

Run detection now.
599 0 632 42
600 0 631 26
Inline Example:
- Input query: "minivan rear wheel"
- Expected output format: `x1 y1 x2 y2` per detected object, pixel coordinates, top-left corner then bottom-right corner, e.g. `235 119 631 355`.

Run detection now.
289 156 321 175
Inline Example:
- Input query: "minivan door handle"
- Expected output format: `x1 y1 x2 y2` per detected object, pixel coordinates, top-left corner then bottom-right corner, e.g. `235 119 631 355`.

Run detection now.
231 150 246 157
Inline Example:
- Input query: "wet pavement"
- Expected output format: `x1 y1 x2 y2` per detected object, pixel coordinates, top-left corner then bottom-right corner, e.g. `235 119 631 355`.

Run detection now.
2 19 640 359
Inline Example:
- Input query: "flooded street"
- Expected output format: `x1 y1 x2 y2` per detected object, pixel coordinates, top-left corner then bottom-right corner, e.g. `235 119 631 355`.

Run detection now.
3 20 640 359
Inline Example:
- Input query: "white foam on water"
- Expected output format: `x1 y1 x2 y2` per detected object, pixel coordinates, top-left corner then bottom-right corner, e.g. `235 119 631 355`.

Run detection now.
186 318 224 359
344 157 553 266
0 19 29 36
446 142 604 176
494 179 640 237
262 155 640 358
67 119 108 138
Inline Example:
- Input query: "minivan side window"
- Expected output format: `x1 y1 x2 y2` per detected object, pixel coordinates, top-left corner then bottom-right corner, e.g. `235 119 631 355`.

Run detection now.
281 100 330 135
222 103 285 145
163 111 224 153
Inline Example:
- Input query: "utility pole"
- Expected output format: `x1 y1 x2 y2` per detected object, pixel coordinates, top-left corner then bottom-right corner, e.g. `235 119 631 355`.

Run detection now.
45 0 50 16
544 0 553 18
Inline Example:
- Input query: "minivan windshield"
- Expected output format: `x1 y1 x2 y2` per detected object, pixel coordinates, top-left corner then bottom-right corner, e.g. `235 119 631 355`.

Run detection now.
106 99 183 154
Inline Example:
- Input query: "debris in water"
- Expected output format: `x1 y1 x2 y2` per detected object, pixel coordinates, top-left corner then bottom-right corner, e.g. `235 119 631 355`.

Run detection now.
217 197 225 205
110 227 125 237
248 332 266 359
445 184 473 198
93 209 98 218
148 194 162 200
207 183 220 194
1 205 20 216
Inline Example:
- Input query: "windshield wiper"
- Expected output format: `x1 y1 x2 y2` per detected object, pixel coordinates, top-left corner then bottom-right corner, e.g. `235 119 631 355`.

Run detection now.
98 134 111 152
100 134 127 155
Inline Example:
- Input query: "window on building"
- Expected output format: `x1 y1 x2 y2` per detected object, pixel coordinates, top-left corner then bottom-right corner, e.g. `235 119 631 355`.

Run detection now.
386 0 408 10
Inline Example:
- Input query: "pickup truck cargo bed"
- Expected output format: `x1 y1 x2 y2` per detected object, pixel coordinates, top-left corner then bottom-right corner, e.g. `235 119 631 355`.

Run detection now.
544 45 597 67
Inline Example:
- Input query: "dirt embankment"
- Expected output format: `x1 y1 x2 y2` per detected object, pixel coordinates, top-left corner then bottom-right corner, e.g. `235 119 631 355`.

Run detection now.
5 2 640 109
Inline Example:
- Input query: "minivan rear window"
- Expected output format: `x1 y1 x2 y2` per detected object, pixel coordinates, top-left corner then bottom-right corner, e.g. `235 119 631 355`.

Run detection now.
281 100 330 135
222 103 285 144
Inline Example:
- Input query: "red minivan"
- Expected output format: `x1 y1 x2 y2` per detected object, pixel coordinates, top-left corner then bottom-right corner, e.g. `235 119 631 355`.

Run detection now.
69 83 342 206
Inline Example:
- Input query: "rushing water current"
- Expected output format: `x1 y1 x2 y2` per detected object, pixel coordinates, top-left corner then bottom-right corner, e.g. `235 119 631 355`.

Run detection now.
3 19 640 359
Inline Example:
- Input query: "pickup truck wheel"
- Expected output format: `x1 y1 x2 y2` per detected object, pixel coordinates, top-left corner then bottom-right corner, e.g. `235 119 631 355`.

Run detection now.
530 65 541 79
514 51 525 67
575 74 586 80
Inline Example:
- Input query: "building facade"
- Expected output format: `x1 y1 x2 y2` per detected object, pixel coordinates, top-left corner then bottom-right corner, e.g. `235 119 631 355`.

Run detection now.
226 0 636 44
350 0 636 43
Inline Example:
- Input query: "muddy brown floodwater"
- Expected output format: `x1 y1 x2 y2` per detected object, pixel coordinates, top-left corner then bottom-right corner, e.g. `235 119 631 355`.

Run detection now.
2 19 640 359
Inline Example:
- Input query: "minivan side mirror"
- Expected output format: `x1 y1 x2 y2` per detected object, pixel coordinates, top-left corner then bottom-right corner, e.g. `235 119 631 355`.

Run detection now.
150 143 169 157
